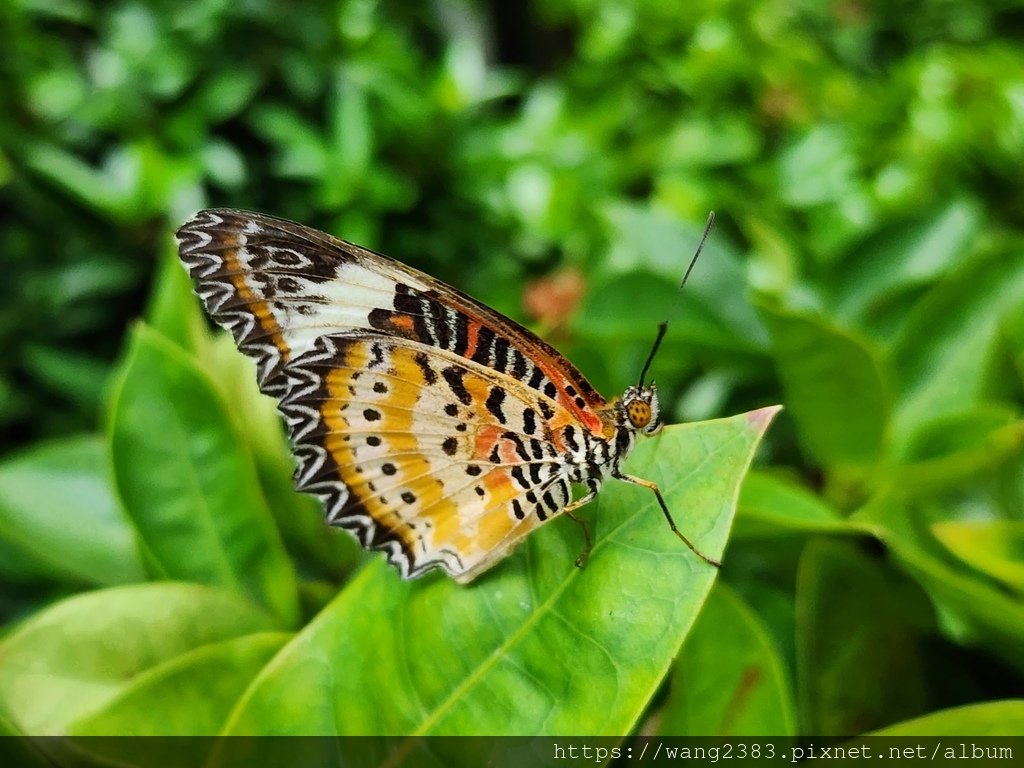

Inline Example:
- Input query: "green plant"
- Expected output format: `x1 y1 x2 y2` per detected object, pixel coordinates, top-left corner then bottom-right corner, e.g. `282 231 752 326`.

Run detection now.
1 0 1022 743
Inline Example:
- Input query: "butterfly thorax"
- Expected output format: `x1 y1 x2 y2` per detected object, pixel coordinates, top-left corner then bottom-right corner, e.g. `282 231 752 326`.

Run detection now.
559 384 662 488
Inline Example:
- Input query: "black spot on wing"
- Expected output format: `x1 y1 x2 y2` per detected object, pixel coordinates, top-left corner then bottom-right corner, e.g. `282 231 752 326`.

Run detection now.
454 313 469 356
538 400 555 421
392 285 432 344
512 498 525 520
434 304 454 351
527 366 545 390
413 352 437 384
485 387 507 424
563 425 580 452
277 276 301 293
366 343 386 370
492 336 510 373
470 325 496 367
510 350 528 381
510 466 528 489
442 366 472 405
522 407 537 435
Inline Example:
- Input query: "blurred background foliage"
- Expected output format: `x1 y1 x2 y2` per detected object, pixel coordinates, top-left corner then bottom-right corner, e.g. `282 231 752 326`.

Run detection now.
1 0 1023 739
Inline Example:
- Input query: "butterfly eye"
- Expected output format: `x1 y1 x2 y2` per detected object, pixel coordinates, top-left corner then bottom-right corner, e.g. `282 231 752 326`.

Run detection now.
626 400 652 429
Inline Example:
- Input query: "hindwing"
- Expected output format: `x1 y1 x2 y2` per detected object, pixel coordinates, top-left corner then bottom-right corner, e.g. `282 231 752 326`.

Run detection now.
280 332 579 582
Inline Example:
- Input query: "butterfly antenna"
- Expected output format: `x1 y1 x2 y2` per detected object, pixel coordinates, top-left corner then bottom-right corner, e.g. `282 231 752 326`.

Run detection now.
681 211 715 290
637 211 716 388
637 321 668 388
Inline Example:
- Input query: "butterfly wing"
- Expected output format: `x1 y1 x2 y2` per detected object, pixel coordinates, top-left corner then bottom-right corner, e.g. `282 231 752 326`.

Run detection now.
176 208 603 582
279 331 579 582
176 208 609 434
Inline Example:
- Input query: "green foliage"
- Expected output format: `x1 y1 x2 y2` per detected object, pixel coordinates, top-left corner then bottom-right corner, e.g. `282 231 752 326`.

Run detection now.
108 324 300 626
221 411 772 736
659 582 797 736
0 583 276 733
1 0 1022 739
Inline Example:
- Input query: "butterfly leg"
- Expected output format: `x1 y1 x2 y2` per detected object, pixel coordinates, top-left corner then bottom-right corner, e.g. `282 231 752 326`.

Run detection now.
562 479 601 568
612 471 722 567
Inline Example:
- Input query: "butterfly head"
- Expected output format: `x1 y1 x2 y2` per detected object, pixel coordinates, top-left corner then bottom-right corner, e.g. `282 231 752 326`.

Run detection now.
619 384 663 436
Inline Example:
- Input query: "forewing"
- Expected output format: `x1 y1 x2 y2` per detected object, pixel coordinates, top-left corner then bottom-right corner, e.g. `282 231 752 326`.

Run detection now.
280 332 580 582
175 208 608 432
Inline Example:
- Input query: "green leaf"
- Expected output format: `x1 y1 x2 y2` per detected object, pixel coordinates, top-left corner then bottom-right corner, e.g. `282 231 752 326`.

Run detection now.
661 115 761 168
20 345 109 412
833 198 982 323
70 633 290 736
107 324 299 626
0 583 274 734
1002 299 1024 386
888 248 1024 449
871 699 1024 736
247 104 327 180
854 495 1024 676
796 539 932 736
931 520 1024 594
736 470 849 535
658 582 796 736
220 407 780 735
22 143 131 219
777 125 858 208
191 69 262 123
144 242 210 358
892 409 1024 492
323 73 373 205
0 435 143 586
759 302 890 467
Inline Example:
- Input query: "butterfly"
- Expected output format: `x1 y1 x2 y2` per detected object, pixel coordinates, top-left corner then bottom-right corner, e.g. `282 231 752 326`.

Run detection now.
176 209 720 583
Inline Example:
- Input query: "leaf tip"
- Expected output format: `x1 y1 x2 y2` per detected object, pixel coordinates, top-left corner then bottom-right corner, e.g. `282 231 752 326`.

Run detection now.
746 404 783 434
